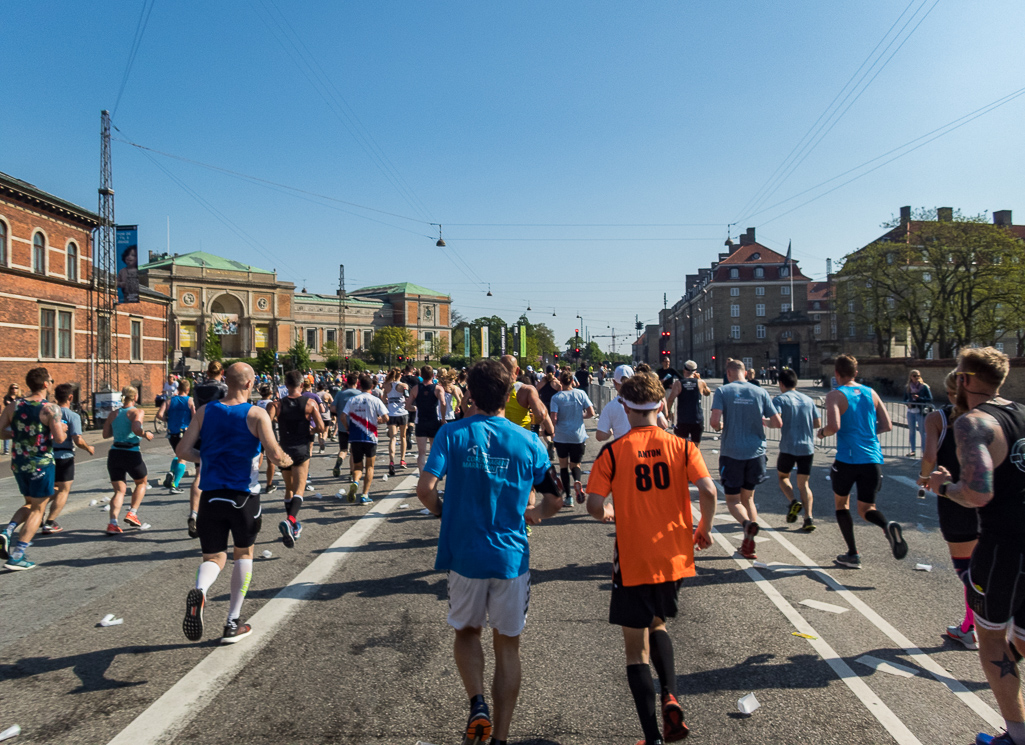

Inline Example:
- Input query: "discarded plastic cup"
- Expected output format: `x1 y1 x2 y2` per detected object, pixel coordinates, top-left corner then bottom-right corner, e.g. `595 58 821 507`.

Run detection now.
89 500 98 506
140 523 151 530
262 550 273 559
399 504 409 509
0 724 22 741
917 488 926 499
103 505 110 512
915 563 932 572
382 474 389 481
100 613 115 625
737 693 760 715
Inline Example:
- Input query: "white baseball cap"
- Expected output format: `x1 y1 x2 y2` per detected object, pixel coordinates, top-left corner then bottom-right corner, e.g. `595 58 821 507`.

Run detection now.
684 360 698 371
613 365 634 383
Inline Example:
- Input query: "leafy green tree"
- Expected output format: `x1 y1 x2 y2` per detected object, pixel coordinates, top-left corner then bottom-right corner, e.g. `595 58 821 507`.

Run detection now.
321 339 339 359
204 327 222 362
253 348 277 374
369 326 418 363
287 337 312 371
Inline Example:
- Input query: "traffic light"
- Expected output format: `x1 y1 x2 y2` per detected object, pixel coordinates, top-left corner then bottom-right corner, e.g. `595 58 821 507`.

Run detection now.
635 321 643 331
397 355 404 362
574 347 581 359
659 330 670 357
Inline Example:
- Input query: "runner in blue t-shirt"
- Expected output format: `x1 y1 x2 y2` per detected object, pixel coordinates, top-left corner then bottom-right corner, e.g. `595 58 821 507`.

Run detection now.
550 371 595 505
417 359 564 745
773 368 820 532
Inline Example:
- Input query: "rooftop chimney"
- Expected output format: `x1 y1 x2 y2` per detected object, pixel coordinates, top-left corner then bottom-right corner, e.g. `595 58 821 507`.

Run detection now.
899 205 911 225
739 227 756 246
937 207 953 222
994 210 1013 227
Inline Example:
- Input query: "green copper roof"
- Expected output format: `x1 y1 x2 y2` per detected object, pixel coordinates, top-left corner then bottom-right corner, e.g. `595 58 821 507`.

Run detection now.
296 293 385 307
140 250 274 275
351 282 449 297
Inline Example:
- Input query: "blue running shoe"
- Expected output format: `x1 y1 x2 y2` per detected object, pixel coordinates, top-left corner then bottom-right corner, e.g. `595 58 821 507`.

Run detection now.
293 522 303 540
5 555 35 571
279 519 295 549
976 733 1016 744
359 495 373 504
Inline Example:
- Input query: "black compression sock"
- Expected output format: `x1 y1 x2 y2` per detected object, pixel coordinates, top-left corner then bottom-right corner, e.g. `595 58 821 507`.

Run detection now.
286 497 303 519
560 468 571 495
864 508 887 530
571 465 581 483
836 509 857 554
626 664 661 745
649 629 677 698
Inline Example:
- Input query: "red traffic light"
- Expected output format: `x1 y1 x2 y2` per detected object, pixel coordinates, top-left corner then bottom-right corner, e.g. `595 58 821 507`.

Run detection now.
661 331 670 337
574 328 579 335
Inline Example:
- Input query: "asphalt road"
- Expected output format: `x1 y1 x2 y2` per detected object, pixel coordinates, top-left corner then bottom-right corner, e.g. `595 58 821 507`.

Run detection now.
0 406 1007 745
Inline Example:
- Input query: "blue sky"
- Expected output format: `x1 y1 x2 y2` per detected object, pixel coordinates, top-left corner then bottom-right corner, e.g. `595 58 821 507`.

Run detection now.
4 1 1023 351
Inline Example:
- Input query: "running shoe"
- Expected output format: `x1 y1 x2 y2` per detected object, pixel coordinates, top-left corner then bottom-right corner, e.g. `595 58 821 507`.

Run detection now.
359 495 373 505
5 555 35 571
279 519 295 548
0 532 9 560
661 693 689 742
305 483 314 492
162 473 173 489
266 484 279 494
41 521 63 534
168 486 184 495
563 496 573 509
187 516 198 539
124 511 142 528
907 451 917 458
976 733 1016 744
634 740 666 745
574 481 586 504
786 500 803 523
319 441 325 454
221 619 253 644
106 523 123 535
947 624 979 650
400 459 407 468
739 521 759 560
463 702 492 744
293 521 303 540
347 482 359 503
182 588 205 641
886 522 908 560
801 518 816 533
332 463 342 478
389 462 396 477
835 552 862 569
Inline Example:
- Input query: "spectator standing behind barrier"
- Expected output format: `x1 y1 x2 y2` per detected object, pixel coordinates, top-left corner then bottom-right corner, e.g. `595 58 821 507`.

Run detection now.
904 369 933 458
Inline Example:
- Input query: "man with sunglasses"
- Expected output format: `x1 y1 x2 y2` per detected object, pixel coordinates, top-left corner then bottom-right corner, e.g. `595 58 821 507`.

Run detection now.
928 348 1025 745
818 354 906 569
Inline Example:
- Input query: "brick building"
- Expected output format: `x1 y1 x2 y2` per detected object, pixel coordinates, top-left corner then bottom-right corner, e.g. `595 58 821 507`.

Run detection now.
0 171 170 407
660 228 820 377
348 282 451 357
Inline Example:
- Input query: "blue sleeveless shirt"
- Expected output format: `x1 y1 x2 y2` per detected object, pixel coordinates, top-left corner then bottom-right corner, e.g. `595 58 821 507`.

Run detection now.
198 401 261 494
836 384 883 464
166 395 192 434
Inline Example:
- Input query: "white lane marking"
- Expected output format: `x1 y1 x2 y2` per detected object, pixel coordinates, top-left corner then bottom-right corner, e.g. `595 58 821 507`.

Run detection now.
800 599 849 614
856 655 919 678
106 474 417 745
711 481 1002 728
759 521 1002 729
695 505 923 745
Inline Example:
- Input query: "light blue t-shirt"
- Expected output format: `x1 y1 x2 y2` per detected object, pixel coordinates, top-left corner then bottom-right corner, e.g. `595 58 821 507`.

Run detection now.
550 389 594 444
773 390 817 456
53 407 81 459
425 414 550 580
712 381 778 460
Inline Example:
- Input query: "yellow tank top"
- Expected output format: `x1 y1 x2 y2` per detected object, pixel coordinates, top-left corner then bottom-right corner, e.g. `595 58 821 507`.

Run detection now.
505 381 533 429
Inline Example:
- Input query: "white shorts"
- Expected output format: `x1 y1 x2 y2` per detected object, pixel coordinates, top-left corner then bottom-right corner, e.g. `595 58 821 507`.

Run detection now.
446 570 530 637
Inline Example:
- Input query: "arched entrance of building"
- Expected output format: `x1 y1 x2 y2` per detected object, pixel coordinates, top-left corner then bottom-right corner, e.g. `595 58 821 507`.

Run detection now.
210 293 245 358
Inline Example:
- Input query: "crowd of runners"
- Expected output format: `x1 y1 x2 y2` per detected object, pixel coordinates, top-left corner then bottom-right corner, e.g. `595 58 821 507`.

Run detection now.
0 346 1022 745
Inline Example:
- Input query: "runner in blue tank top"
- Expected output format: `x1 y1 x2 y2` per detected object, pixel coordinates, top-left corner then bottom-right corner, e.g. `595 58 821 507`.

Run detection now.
175 362 292 645
161 379 195 495
818 354 907 569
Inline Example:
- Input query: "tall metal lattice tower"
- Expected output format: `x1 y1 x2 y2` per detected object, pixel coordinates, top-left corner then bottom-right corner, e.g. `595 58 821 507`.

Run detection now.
95 109 118 392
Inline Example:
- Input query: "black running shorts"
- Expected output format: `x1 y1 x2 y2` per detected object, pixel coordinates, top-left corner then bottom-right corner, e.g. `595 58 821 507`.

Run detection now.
415 420 443 439
337 431 349 451
609 579 682 629
279 445 310 472
54 455 75 483
554 441 586 462
673 422 703 444
197 489 262 554
967 538 1025 631
829 461 881 503
107 449 148 482
718 455 767 495
777 452 814 476
350 441 377 463
937 497 981 544
169 433 183 451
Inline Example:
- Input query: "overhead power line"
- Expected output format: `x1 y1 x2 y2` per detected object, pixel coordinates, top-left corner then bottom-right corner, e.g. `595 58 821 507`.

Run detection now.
112 0 158 118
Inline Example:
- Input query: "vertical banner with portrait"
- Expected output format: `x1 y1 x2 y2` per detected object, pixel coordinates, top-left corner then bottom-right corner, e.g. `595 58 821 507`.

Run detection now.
115 225 140 304
481 326 490 358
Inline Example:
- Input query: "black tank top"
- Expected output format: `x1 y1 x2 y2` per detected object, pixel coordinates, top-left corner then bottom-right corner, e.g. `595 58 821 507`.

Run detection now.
277 396 311 448
538 380 557 411
676 377 703 425
416 382 441 426
976 401 1025 539
935 405 961 482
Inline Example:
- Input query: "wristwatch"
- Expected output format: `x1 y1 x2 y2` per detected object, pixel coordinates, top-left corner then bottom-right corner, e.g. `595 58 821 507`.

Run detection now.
939 481 952 496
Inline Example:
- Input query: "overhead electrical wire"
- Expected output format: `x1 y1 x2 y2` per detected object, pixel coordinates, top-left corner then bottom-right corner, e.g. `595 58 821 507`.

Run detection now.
734 0 936 224
112 0 158 118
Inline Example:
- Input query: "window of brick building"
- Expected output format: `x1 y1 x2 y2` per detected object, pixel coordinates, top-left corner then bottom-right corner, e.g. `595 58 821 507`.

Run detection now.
58 311 72 358
756 325 766 339
730 304 740 317
781 286 790 296
730 325 740 339
131 320 142 361
755 304 765 317
40 309 55 358
67 242 78 281
306 328 317 349
33 232 46 274
0 220 7 265
345 329 355 350
729 268 739 279
364 330 373 349
754 267 764 278
782 303 790 313
730 288 739 297
755 286 765 296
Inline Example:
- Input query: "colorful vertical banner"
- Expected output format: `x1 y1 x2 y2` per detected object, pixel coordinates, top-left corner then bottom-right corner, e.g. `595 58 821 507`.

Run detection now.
464 326 470 357
115 225 140 304
500 326 507 356
481 326 489 358
519 324 527 358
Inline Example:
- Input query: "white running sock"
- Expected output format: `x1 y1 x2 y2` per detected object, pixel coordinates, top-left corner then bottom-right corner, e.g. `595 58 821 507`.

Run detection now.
228 559 253 622
195 560 221 595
